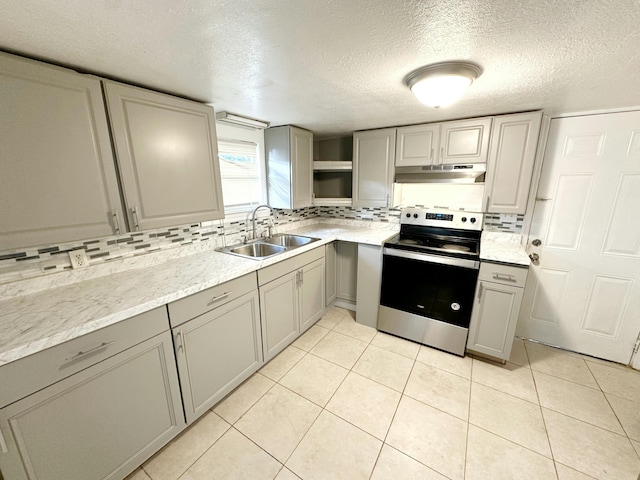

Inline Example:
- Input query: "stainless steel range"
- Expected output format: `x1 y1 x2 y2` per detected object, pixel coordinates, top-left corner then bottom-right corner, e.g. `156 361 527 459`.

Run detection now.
378 208 483 356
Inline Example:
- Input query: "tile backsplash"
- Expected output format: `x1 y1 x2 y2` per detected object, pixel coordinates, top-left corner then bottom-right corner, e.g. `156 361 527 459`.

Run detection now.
483 213 525 233
317 206 402 222
0 206 319 285
0 205 524 286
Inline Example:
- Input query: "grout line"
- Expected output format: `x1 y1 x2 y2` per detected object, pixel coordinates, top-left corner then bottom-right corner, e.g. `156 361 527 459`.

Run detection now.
151 413 233 480
168 307 640 480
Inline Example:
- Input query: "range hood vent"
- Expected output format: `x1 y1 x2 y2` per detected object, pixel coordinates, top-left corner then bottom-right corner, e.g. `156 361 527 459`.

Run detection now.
395 164 486 184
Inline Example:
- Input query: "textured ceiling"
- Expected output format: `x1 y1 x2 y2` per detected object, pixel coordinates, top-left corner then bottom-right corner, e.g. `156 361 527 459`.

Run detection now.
1 0 639 138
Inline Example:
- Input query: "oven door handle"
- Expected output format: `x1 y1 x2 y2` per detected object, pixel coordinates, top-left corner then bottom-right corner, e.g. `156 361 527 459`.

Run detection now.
383 248 480 269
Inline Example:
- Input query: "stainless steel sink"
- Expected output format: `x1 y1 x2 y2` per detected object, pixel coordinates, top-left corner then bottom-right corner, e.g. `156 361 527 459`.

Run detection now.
229 242 286 258
219 234 319 260
262 234 314 247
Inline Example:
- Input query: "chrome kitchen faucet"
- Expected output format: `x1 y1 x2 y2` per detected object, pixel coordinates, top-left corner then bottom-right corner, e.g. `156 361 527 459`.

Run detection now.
250 204 278 241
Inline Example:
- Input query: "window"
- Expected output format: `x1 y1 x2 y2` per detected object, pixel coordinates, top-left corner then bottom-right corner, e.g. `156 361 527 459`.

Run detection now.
216 123 267 214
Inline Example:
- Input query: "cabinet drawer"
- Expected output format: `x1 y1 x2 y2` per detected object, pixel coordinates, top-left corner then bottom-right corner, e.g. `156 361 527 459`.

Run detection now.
168 273 257 327
0 307 169 408
258 246 325 286
0 330 184 480
478 262 528 288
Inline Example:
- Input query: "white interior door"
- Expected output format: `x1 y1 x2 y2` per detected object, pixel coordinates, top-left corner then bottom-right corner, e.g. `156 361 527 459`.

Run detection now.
517 111 640 364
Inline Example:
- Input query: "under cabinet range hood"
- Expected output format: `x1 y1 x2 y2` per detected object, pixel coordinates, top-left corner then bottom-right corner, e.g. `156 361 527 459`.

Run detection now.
395 164 486 184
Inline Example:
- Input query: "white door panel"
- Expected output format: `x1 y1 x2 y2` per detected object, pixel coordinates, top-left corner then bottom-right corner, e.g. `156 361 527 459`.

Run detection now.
518 111 640 364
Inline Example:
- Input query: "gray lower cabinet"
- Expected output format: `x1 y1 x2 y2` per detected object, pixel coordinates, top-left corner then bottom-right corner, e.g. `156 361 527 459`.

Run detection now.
0 331 184 480
299 258 326 332
172 290 263 424
355 244 384 328
260 270 300 361
467 262 528 360
336 241 358 303
325 242 337 306
259 247 326 362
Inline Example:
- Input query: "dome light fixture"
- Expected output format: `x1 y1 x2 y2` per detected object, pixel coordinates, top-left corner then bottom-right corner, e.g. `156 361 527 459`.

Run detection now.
405 61 482 108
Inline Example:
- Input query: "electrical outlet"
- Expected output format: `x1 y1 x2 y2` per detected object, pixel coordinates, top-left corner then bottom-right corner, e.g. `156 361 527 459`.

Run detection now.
69 249 89 269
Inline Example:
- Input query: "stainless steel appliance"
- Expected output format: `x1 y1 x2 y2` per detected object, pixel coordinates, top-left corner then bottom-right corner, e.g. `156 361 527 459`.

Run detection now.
378 208 483 356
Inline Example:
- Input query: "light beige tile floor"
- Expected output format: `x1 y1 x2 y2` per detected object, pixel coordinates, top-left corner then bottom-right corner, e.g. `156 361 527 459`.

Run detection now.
127 307 640 480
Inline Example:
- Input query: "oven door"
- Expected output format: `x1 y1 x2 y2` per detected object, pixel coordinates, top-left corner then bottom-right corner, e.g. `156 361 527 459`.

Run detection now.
380 248 479 328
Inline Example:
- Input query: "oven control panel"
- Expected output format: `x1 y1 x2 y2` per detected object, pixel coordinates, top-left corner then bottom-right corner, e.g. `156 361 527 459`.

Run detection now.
401 208 483 231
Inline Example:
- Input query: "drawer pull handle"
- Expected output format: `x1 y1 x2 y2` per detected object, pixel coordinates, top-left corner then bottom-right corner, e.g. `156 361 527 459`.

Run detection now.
210 291 231 304
131 205 141 231
493 273 516 282
177 330 187 354
67 341 114 362
0 428 8 454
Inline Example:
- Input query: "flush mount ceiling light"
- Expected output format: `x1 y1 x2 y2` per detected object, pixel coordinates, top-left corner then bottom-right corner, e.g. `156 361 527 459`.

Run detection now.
405 61 482 108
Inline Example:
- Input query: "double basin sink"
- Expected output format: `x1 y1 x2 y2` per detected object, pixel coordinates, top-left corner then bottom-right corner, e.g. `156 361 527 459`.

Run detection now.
219 233 320 259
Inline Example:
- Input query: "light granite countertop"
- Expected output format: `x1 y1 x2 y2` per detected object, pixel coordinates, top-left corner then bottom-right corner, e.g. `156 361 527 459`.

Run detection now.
480 231 531 267
0 220 398 367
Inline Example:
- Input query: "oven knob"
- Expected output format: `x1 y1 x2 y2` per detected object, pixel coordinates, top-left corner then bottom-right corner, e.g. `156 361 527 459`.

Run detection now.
406 213 411 218
461 217 467 222
413 213 418 218
451 303 461 311
470 217 476 223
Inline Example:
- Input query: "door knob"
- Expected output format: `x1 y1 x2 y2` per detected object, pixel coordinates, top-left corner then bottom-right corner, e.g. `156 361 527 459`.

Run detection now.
532 239 542 247
529 253 540 265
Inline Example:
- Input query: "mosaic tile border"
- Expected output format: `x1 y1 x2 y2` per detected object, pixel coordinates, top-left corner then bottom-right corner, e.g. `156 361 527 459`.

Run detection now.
0 206 319 284
0 205 525 285
483 213 525 233
317 206 402 222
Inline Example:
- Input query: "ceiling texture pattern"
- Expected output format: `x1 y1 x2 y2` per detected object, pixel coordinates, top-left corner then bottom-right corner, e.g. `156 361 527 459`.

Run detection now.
1 0 639 137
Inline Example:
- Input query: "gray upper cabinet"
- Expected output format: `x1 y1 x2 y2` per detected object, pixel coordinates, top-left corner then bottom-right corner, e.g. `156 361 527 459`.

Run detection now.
103 81 224 231
484 112 542 214
440 117 492 165
0 52 122 250
265 125 314 209
395 118 491 168
352 128 396 207
395 124 441 167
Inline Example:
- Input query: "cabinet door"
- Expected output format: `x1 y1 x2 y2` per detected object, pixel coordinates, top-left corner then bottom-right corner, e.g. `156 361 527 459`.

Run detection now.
0 331 184 480
352 128 396 207
291 127 314 209
325 242 337 306
440 118 492 165
467 281 524 360
485 112 542 214
103 81 224 231
355 244 383 328
260 270 299 362
336 241 358 302
299 258 326 332
395 124 441 167
174 291 262 424
0 53 122 250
